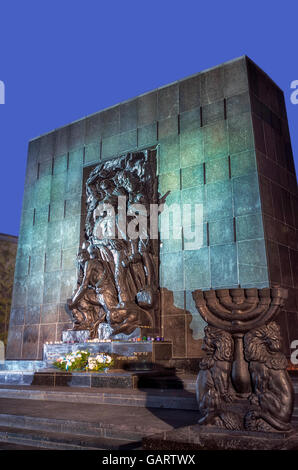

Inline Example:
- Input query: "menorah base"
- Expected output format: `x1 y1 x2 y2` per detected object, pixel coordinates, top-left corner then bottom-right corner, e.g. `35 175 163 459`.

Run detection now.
142 425 298 450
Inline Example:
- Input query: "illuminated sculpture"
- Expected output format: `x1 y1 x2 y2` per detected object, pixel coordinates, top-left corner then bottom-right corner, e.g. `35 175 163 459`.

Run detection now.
192 287 294 432
68 150 168 339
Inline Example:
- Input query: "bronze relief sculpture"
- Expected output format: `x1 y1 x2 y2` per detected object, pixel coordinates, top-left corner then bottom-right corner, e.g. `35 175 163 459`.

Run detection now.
192 287 294 433
68 150 168 339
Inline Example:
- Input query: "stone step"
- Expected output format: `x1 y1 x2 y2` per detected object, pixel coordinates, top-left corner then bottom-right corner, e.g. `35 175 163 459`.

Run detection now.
0 426 140 450
0 398 200 439
0 385 198 410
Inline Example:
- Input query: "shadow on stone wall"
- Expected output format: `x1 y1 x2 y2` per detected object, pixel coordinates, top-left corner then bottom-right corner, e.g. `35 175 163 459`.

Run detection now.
0 234 18 348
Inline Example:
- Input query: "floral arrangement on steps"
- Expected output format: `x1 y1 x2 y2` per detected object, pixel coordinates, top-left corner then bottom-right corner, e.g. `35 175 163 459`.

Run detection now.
53 350 114 372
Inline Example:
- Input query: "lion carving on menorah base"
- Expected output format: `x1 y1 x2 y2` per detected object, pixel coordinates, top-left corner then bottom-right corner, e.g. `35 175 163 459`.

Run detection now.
196 326 242 430
244 322 294 432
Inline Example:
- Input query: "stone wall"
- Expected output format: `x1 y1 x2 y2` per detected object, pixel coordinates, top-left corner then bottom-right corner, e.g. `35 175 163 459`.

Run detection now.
0 234 18 347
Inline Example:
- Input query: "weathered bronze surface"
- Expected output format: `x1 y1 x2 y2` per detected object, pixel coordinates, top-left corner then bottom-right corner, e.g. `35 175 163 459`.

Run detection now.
68 150 167 339
192 287 294 433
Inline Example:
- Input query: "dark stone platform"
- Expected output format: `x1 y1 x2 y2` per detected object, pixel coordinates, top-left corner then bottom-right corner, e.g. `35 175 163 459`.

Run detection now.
142 424 298 450
31 367 176 389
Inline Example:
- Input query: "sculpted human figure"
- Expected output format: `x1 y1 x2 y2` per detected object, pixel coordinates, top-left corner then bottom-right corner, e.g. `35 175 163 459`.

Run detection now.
244 322 294 432
68 245 118 338
70 151 167 338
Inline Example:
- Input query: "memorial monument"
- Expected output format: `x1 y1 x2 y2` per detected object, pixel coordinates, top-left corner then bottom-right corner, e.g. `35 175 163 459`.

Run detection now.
6 56 297 376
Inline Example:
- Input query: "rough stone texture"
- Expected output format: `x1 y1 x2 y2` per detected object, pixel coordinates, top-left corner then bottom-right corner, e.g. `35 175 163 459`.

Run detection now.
7 56 297 360
0 234 18 347
142 425 298 450
62 330 90 343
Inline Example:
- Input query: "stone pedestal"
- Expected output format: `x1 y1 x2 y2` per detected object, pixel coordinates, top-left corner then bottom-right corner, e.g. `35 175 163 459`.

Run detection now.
142 425 298 450
43 340 172 365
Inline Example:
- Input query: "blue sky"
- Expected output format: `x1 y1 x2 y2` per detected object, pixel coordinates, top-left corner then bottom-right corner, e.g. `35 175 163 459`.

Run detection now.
0 0 297 236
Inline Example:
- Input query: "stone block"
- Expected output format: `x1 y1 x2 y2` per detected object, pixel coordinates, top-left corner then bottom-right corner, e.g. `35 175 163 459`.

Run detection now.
206 180 233 221
210 243 238 287
179 75 201 113
157 84 179 120
160 231 183 254
205 156 229 183
53 154 67 175
183 224 207 251
101 106 120 138
51 172 66 201
120 100 137 132
27 274 44 306
34 175 52 208
159 135 180 173
160 252 184 291
180 128 204 168
22 325 39 359
230 150 256 178
181 163 204 189
39 133 55 160
85 113 101 144
233 172 261 216
209 218 234 245
45 250 61 272
43 272 61 304
265 240 281 285
68 148 83 170
238 264 269 285
84 142 100 164
65 166 82 196
25 306 41 325
159 170 180 193
179 107 201 133
38 324 56 358
35 205 49 226
158 116 178 139
62 217 80 249
238 239 267 266
119 129 137 153
64 198 81 219
54 126 69 156
102 134 120 159
11 277 28 308
184 248 210 290
137 92 157 127
204 120 228 159
202 99 225 127
163 315 185 357
226 91 250 118
47 221 63 251
60 269 77 302
228 112 254 154
9 308 25 326
6 326 23 359
201 67 224 105
30 253 45 274
38 159 52 178
61 247 77 271
235 212 264 241
69 119 85 150
138 123 157 148
224 57 249 97
41 303 58 324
